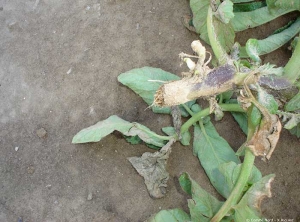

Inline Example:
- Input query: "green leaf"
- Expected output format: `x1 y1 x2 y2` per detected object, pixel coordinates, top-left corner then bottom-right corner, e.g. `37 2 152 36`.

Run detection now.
231 112 248 135
245 39 261 63
72 115 167 147
233 1 266 12
118 67 195 117
289 123 300 138
290 35 299 52
285 91 300 112
179 173 224 221
124 122 167 147
226 99 248 134
233 174 275 220
218 162 262 193
207 6 234 65
162 127 191 146
147 209 190 222
190 0 210 44
193 122 240 198
234 205 261 221
232 0 254 3
245 18 300 61
231 7 292 32
72 115 132 143
250 106 262 127
283 32 300 83
124 135 142 145
257 86 278 114
215 0 235 24
267 0 300 12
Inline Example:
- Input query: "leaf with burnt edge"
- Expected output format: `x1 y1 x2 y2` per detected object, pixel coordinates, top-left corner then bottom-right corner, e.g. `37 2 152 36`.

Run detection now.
233 174 275 220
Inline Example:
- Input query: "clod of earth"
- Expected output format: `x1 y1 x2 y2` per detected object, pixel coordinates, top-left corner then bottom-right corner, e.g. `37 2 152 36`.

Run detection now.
36 127 47 138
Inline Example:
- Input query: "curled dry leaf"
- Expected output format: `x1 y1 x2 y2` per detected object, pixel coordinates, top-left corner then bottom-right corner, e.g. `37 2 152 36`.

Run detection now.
127 139 176 199
247 114 282 160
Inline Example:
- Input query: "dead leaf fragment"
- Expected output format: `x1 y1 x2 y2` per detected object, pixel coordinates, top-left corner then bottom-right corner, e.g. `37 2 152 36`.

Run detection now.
128 139 175 199
247 115 282 160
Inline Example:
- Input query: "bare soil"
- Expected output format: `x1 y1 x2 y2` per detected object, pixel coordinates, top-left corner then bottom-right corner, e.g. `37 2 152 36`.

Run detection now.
0 0 299 221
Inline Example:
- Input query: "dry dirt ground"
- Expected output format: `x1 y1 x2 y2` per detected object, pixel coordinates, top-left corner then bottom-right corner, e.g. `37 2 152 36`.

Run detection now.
0 0 299 221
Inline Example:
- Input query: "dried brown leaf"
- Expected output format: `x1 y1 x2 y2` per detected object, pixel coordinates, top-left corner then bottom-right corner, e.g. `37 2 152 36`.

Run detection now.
127 139 175 199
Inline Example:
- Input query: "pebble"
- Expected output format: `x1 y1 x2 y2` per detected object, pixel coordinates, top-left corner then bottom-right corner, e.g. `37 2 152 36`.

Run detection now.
67 68 72 74
15 147 19 151
36 128 47 138
27 166 35 174
87 193 93 201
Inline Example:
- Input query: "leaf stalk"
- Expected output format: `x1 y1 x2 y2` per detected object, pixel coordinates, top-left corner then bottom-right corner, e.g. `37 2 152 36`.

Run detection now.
180 103 245 134
210 148 255 222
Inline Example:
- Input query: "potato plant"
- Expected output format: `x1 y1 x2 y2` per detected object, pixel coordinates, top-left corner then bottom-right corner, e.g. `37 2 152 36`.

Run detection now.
73 0 300 221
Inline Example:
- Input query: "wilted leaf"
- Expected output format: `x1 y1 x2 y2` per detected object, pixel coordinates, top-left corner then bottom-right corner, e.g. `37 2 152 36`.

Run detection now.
193 122 240 198
118 67 195 117
190 0 210 44
231 7 291 32
218 162 262 193
147 209 190 222
126 123 167 147
162 127 191 146
179 173 224 221
245 18 300 61
72 115 167 148
278 111 300 130
72 115 132 143
215 0 235 24
128 139 175 199
233 174 275 220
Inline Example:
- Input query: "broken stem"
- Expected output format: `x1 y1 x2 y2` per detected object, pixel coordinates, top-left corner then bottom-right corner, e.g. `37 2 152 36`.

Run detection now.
210 148 255 222
180 103 245 134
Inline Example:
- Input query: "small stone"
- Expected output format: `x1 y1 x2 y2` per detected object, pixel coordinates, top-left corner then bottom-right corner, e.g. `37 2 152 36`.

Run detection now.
27 165 35 174
87 193 93 201
36 128 47 138
67 68 72 74
15 147 19 151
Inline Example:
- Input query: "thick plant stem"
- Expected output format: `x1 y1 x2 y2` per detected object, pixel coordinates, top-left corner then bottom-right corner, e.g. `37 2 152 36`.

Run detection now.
210 148 255 222
180 103 245 134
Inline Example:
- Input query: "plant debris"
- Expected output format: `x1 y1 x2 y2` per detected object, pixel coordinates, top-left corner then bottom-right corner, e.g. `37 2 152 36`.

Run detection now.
127 139 175 199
